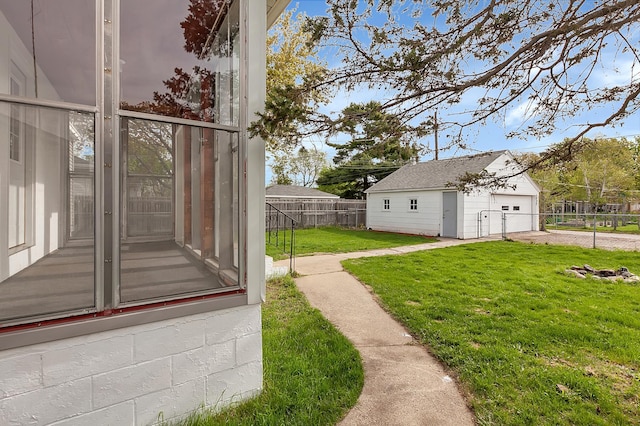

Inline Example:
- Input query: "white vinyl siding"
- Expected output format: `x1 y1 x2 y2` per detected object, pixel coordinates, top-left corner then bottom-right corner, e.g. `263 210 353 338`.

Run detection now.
367 191 440 235
491 194 536 233
366 152 540 239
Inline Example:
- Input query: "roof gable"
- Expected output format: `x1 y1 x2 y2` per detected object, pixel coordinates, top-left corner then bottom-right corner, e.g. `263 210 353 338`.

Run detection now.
366 150 509 193
266 185 339 199
267 0 291 27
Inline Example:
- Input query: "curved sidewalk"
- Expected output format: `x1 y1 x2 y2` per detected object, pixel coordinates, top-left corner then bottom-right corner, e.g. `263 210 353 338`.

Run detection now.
276 239 479 425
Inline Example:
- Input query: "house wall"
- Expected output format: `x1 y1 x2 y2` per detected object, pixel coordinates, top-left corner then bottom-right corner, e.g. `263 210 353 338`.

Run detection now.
0 9 65 282
366 191 441 236
0 0 269 423
460 190 493 239
0 304 262 425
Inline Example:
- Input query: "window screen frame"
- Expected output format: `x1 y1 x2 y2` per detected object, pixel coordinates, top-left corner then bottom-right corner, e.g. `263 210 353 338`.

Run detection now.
0 0 254 350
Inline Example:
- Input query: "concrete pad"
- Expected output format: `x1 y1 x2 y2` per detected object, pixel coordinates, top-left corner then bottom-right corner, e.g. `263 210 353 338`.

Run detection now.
275 254 344 275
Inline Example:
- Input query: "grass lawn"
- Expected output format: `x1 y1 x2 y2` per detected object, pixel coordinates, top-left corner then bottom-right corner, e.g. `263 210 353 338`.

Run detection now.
170 276 363 426
342 241 640 425
551 224 640 235
266 226 437 260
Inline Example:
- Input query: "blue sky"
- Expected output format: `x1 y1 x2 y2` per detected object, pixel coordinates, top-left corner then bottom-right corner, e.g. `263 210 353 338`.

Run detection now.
270 0 640 182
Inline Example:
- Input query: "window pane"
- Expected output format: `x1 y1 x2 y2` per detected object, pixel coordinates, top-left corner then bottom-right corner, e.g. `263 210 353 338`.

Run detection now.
119 0 240 125
0 1 96 105
119 117 239 304
123 119 174 238
69 112 95 240
0 102 95 325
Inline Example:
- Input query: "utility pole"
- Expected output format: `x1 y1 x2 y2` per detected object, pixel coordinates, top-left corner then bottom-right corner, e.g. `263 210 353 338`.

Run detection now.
434 110 439 160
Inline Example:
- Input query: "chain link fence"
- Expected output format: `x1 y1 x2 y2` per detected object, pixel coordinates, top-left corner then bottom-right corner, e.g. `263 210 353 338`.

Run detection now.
506 212 640 251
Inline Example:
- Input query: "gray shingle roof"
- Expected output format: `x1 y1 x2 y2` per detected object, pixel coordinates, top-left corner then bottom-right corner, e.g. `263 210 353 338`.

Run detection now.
366 150 508 193
266 185 340 199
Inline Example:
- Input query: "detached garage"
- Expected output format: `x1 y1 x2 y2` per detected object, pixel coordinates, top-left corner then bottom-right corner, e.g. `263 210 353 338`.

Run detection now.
365 150 540 239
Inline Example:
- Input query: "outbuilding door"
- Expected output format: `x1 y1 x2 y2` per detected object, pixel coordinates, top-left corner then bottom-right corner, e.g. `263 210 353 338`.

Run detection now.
492 194 534 233
442 192 457 238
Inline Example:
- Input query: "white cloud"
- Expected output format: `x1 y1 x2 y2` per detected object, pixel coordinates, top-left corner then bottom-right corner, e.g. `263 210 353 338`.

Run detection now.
593 58 640 87
504 99 539 127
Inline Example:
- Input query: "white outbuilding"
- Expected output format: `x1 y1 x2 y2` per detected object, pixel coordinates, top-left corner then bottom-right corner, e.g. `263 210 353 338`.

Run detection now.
365 150 540 239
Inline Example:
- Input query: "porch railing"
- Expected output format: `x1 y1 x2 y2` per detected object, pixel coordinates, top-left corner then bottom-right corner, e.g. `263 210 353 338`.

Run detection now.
266 202 296 273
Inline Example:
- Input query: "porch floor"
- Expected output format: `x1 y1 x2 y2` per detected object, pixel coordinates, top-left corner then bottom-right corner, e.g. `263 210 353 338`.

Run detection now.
0 240 224 324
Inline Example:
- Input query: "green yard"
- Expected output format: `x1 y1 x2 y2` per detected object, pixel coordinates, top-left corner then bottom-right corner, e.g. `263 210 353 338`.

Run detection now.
169 276 363 426
342 241 640 425
177 231 640 425
266 226 437 260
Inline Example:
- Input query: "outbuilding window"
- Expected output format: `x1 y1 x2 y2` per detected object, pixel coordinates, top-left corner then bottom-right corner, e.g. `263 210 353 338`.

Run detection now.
383 199 390 210
410 198 418 210
501 205 509 211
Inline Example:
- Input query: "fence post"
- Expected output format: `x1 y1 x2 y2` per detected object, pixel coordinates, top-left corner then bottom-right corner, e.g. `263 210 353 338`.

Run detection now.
289 220 295 273
593 212 597 249
267 204 272 245
502 213 506 240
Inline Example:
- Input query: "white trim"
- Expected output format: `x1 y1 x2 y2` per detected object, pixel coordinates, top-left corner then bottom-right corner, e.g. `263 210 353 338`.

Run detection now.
267 0 291 28
0 93 98 113
118 109 241 133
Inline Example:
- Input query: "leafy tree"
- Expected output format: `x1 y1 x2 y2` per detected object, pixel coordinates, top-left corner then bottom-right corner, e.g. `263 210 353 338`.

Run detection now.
269 146 327 187
628 136 640 190
316 101 419 198
253 0 640 188
261 8 330 152
260 7 332 182
520 137 639 212
317 172 357 198
517 152 565 211
563 137 636 207
293 146 327 187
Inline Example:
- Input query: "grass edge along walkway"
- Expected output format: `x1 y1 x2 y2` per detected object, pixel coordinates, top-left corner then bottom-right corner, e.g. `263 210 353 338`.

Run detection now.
267 226 438 260
166 275 364 426
342 240 640 425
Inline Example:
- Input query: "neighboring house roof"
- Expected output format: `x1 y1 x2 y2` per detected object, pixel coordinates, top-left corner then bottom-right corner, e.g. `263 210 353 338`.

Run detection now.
366 150 509 193
266 185 340 199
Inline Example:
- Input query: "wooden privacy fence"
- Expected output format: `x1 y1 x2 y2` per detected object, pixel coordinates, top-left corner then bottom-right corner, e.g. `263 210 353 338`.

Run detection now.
265 199 366 229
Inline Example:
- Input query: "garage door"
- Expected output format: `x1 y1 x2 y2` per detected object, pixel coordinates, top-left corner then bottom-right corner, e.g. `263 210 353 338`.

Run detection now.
491 195 535 233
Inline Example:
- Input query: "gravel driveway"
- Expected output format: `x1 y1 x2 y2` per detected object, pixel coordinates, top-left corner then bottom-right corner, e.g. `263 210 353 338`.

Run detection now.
508 229 640 251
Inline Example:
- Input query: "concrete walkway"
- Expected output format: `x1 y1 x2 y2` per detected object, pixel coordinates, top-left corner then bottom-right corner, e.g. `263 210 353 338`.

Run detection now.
275 238 483 425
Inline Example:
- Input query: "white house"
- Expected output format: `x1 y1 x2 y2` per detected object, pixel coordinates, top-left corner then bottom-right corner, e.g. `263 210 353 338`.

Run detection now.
365 151 540 239
0 1 289 424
